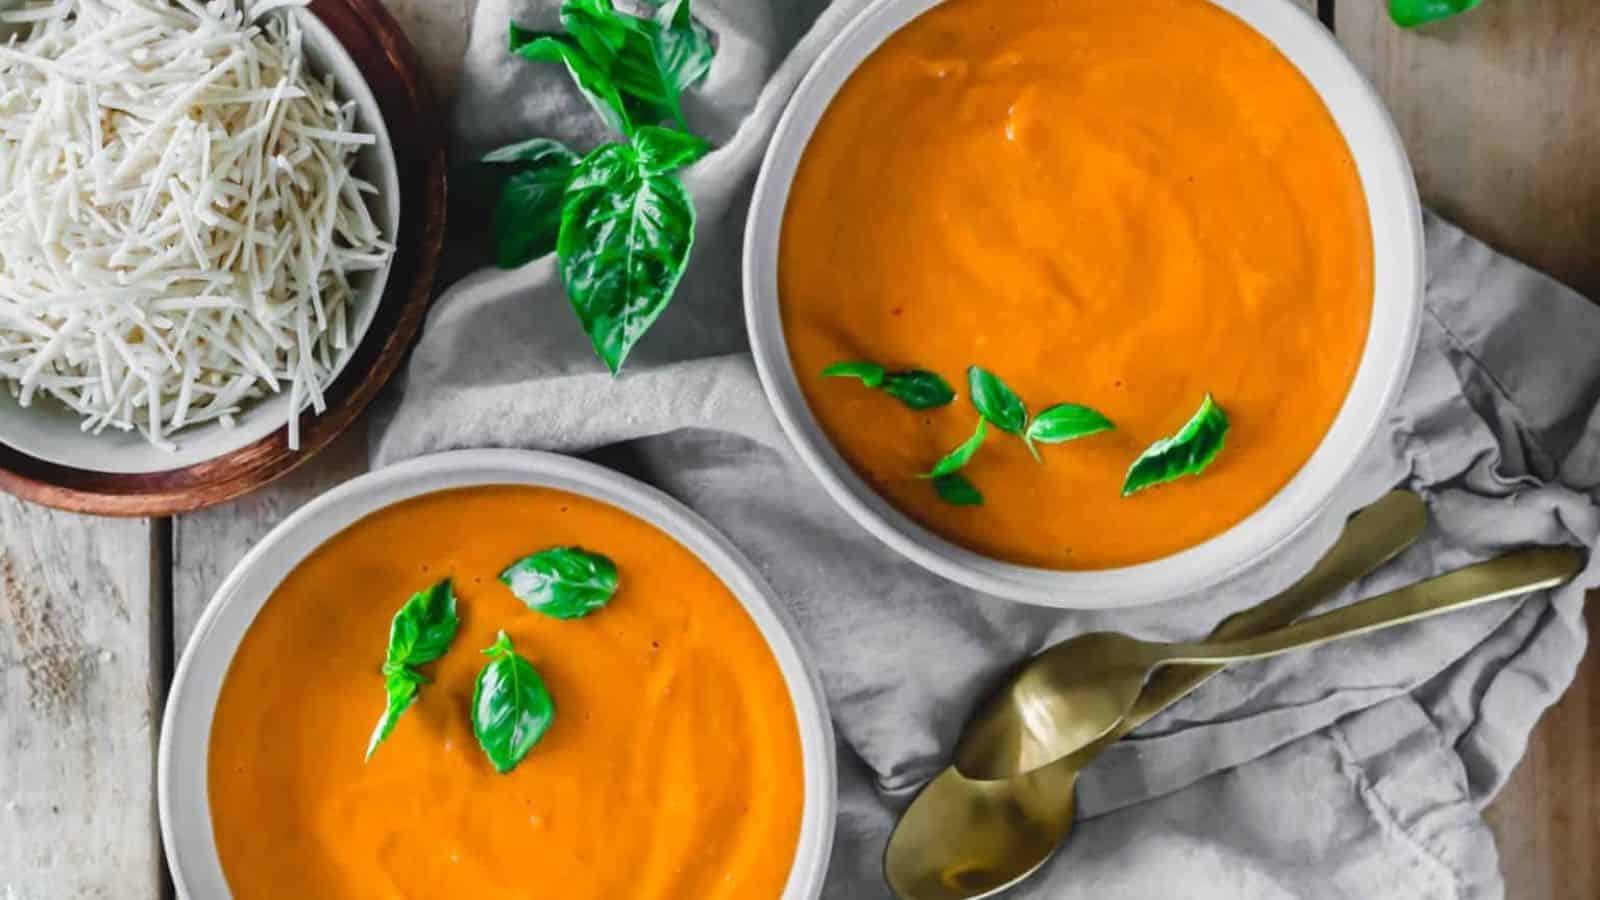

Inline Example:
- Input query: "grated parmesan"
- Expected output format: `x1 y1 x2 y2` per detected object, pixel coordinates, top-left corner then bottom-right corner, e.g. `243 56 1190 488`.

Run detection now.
0 0 392 451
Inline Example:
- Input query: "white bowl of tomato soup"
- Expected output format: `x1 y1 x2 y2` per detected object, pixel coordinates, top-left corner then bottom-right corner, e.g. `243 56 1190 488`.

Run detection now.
744 0 1423 608
159 450 835 899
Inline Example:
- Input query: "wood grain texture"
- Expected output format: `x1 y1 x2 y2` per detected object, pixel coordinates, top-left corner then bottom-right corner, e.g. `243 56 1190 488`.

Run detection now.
1336 5 1600 899
172 431 368 649
0 0 448 518
1337 0 1600 298
0 502 160 898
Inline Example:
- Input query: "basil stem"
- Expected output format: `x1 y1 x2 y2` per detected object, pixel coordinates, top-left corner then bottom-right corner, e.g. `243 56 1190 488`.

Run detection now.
1122 393 1230 496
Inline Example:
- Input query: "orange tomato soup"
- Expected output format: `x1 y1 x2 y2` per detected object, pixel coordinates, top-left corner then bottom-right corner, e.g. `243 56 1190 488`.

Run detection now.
208 486 804 899
780 0 1372 568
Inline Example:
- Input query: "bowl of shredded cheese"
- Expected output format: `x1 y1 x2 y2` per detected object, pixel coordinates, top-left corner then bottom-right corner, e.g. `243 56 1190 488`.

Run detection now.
0 0 398 474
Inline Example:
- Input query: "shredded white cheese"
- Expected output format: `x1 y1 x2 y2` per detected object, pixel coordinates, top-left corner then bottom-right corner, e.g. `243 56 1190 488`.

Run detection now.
0 0 392 451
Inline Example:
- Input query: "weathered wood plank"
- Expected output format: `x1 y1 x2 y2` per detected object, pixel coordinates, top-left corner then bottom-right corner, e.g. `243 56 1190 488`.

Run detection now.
1337 1 1600 298
1336 4 1600 899
172 431 369 649
0 503 161 898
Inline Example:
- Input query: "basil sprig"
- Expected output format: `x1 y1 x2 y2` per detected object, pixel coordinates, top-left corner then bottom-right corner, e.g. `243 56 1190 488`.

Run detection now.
1027 403 1115 446
823 361 955 411
500 546 620 620
366 579 460 762
1123 394 1230 496
490 0 717 373
473 632 557 775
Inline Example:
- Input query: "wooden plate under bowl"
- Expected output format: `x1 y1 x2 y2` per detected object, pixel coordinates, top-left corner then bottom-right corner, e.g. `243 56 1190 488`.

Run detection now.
0 0 448 517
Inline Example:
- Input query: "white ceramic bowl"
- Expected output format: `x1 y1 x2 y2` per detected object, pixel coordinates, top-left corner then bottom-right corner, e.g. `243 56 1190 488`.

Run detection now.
0 7 400 475
744 0 1423 609
158 450 836 899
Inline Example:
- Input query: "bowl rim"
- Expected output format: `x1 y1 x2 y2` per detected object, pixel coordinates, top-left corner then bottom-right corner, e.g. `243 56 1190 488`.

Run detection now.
742 0 1424 609
157 448 838 899
0 6 401 476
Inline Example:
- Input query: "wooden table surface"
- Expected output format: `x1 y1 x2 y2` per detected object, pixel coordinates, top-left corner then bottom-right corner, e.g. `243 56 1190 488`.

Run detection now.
2 1 1595 897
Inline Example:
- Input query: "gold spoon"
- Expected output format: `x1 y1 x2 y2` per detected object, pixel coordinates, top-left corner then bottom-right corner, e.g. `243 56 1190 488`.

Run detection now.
884 490 1427 899
955 543 1585 783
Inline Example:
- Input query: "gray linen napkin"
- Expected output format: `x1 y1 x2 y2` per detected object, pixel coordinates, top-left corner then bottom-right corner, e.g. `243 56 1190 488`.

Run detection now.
371 2 1600 896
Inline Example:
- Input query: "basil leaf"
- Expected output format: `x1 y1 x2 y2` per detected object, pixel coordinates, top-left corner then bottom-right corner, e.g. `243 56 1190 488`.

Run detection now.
473 632 556 774
822 361 886 388
1026 404 1115 445
510 26 632 136
559 131 705 373
385 579 460 668
367 580 459 761
559 0 633 67
882 370 956 410
487 140 579 269
647 0 714 126
932 473 984 507
1122 394 1230 496
967 366 1028 435
632 126 710 174
501 547 620 619
924 419 986 479
365 666 424 762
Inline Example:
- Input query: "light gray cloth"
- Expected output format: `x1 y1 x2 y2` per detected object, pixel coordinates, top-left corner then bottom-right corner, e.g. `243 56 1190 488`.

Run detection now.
371 2 1600 897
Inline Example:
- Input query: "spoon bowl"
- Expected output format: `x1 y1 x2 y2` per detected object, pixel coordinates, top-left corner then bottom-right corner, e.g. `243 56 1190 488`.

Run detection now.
886 492 1429 899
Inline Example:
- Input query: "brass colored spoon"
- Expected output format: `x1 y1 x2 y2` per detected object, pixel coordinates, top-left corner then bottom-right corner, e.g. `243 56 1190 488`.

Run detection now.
885 490 1426 899
955 543 1585 783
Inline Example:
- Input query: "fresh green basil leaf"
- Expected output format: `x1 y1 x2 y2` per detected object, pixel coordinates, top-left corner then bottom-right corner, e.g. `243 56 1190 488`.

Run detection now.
1026 404 1115 445
967 366 1028 435
501 547 620 619
932 473 984 507
631 124 710 174
473 632 557 774
1122 393 1229 496
510 28 633 136
821 361 886 388
366 579 459 762
559 0 633 67
482 137 578 167
882 370 956 410
365 666 424 762
559 140 698 373
648 0 714 126
489 141 579 269
924 419 986 479
1389 0 1482 28
385 579 460 668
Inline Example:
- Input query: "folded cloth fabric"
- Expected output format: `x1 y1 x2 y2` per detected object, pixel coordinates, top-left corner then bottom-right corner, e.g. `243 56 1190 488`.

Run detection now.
371 2 1600 896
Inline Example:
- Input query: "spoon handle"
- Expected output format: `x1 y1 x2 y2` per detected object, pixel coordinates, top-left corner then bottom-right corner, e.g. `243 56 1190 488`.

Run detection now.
1107 491 1427 736
1156 546 1584 666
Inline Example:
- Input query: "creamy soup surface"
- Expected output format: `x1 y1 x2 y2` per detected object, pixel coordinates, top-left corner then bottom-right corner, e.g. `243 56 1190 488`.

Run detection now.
209 486 804 899
780 0 1374 568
